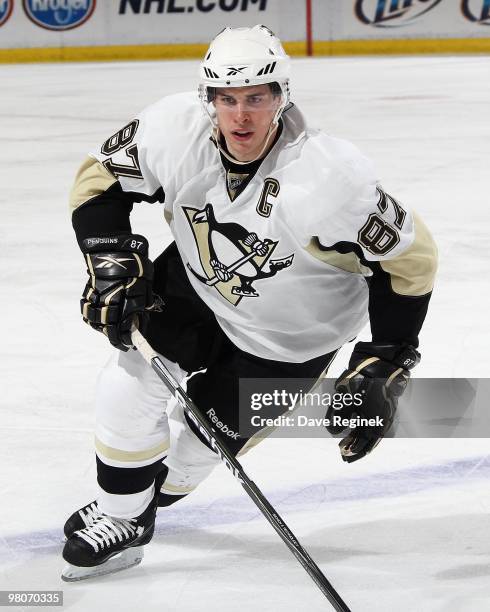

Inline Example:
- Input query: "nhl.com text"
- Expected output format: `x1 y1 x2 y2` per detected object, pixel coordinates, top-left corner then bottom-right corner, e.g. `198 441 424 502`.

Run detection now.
119 0 267 13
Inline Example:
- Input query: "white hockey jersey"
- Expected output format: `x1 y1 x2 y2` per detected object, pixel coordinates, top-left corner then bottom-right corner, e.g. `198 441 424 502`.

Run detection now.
90 92 418 362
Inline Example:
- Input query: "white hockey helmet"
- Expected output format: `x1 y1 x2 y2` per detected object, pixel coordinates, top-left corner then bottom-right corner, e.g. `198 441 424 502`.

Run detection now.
199 24 290 122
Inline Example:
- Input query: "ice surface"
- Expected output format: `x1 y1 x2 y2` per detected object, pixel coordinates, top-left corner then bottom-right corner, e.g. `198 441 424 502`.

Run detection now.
1 55 489 611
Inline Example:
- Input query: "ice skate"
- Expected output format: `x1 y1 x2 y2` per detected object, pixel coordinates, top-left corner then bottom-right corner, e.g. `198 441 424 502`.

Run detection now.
61 496 158 582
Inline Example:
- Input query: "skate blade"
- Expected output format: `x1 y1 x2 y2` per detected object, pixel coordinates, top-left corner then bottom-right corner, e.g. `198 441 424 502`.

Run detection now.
61 546 144 582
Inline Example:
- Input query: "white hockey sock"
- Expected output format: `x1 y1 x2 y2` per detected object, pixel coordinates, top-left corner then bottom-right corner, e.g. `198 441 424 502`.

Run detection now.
96 482 155 519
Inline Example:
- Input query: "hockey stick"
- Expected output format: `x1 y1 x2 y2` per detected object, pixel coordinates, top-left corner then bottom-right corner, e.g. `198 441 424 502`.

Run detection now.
131 328 352 612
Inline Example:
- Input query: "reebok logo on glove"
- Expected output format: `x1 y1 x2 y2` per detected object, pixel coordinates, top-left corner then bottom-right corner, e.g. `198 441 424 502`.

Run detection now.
95 256 133 270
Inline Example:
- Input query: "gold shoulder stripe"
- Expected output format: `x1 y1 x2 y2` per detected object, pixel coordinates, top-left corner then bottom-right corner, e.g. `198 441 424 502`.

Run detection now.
380 212 438 296
69 156 118 213
305 237 372 276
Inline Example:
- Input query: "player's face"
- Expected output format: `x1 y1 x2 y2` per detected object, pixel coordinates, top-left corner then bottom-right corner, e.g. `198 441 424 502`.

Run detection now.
214 85 281 162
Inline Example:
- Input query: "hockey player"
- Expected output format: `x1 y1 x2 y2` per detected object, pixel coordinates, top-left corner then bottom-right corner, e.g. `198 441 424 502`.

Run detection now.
62 25 437 580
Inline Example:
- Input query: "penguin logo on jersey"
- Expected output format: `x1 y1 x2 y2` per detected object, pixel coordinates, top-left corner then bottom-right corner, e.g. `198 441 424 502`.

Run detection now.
183 203 294 306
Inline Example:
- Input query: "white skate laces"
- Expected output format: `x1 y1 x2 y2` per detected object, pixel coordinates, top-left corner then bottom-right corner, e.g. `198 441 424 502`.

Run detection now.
77 516 144 553
78 502 101 528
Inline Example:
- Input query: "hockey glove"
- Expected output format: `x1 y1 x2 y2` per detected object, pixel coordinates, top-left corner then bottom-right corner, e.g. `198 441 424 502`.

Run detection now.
80 235 160 351
326 342 420 463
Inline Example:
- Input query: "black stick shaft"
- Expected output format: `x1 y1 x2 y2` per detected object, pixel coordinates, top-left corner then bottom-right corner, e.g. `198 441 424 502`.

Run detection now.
132 330 351 612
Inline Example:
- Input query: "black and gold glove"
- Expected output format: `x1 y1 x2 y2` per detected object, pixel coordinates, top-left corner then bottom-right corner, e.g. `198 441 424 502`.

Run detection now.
80 235 159 351
326 342 420 463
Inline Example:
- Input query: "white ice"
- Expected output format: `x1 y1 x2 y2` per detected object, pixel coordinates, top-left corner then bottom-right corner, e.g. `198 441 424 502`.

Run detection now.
1 55 489 612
